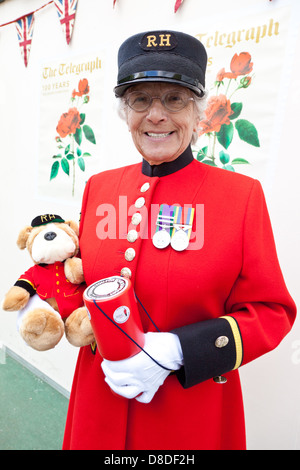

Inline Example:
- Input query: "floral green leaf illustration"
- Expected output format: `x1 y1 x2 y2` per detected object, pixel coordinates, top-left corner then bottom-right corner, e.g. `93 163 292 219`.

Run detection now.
219 150 230 164
61 157 70 175
83 125 96 144
231 157 250 164
74 127 82 146
222 164 235 172
201 159 218 167
196 146 208 161
235 119 260 147
50 161 59 180
216 122 234 149
229 102 243 120
77 157 85 171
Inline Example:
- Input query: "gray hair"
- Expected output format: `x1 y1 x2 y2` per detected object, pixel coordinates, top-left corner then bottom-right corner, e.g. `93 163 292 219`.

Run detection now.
191 91 208 145
116 89 208 146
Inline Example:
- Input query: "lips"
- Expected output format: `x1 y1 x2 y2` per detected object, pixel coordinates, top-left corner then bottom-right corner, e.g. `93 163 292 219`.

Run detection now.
145 132 173 138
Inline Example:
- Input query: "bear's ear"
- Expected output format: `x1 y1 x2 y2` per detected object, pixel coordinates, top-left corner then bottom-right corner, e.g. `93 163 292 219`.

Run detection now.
17 226 33 250
64 220 79 236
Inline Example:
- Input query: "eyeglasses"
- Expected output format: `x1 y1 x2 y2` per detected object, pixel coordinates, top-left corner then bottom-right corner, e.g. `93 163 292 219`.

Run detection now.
125 90 195 113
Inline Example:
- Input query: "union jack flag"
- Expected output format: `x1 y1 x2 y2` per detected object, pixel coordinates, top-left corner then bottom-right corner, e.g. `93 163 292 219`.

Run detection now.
54 0 78 45
15 14 35 67
174 0 184 12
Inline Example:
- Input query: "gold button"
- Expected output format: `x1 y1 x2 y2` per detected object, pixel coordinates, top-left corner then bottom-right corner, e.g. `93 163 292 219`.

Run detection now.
215 336 229 348
131 212 142 226
135 197 145 209
127 230 138 243
120 267 132 279
125 248 136 261
57 289 60 294
140 182 150 193
213 376 227 384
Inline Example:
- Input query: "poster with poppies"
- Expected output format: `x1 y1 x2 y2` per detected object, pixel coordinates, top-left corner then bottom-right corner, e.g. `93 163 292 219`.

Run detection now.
38 51 104 202
196 52 259 171
190 3 293 187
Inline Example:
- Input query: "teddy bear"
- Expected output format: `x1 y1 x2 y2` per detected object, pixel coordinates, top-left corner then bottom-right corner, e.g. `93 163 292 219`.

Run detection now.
1 214 95 351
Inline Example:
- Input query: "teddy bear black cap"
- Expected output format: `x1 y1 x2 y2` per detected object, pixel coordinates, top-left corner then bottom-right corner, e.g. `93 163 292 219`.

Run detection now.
31 214 65 227
114 30 207 97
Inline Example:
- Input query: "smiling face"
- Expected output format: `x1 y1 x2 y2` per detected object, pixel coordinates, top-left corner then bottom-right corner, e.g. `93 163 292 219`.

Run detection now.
124 83 200 166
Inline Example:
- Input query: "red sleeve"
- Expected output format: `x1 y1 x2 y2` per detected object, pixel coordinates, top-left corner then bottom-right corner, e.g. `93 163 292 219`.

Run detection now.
174 180 296 387
14 266 37 297
225 179 296 365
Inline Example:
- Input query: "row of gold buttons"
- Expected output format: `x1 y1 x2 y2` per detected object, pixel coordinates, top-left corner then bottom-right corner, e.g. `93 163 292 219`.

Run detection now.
120 182 150 279
55 264 60 293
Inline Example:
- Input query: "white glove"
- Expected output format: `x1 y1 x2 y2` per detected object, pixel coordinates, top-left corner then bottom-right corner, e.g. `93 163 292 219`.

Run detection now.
101 332 183 403
16 294 60 332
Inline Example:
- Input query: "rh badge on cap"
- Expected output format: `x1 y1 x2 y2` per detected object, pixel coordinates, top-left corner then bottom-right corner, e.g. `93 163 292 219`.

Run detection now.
140 32 178 51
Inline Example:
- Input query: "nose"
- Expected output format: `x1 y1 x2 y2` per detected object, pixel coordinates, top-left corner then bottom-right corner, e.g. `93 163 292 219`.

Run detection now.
44 231 57 241
146 99 167 123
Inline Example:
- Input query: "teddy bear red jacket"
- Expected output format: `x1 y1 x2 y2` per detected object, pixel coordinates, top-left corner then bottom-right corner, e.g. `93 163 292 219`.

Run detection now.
63 146 296 450
15 262 85 318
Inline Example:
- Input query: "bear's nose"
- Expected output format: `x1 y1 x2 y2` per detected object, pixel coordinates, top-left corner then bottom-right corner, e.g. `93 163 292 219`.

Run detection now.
44 231 57 241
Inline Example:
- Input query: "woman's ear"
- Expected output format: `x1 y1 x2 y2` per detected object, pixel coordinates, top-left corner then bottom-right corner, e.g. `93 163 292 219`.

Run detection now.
194 113 201 133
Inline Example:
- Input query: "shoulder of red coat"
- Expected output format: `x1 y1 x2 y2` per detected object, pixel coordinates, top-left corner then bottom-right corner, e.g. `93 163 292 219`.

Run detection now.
193 158 257 191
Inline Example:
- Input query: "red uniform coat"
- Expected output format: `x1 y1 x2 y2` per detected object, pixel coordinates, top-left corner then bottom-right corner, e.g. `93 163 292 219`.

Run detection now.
63 148 296 450
15 262 85 319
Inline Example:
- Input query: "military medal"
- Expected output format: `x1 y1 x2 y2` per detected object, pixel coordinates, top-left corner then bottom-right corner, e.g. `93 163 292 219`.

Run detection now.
171 206 195 252
152 204 175 249
171 228 190 251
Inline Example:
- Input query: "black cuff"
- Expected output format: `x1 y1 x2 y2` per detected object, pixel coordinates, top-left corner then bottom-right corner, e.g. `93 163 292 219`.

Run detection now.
14 280 36 297
172 317 243 388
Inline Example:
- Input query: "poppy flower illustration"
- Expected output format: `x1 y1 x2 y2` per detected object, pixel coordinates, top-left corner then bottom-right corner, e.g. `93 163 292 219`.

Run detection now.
198 95 234 135
216 68 226 82
72 78 90 97
194 52 259 172
223 52 253 79
56 108 81 138
50 78 96 196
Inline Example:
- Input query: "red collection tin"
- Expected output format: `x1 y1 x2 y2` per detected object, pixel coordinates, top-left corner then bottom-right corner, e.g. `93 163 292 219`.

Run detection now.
83 276 145 360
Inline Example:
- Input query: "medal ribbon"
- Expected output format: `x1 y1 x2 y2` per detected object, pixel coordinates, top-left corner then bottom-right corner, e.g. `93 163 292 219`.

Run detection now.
171 206 195 240
155 204 175 234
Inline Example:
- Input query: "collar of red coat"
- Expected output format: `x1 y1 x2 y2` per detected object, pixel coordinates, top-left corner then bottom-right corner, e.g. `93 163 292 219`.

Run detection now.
142 145 193 177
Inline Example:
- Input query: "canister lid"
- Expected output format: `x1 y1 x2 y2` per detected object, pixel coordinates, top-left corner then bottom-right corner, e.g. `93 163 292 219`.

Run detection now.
84 276 129 301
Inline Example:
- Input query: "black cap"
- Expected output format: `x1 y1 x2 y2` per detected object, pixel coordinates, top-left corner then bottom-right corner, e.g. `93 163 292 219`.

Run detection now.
114 30 207 97
31 214 65 227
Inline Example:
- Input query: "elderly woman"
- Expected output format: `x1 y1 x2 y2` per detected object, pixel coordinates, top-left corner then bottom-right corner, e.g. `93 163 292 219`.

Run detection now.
62 30 296 450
